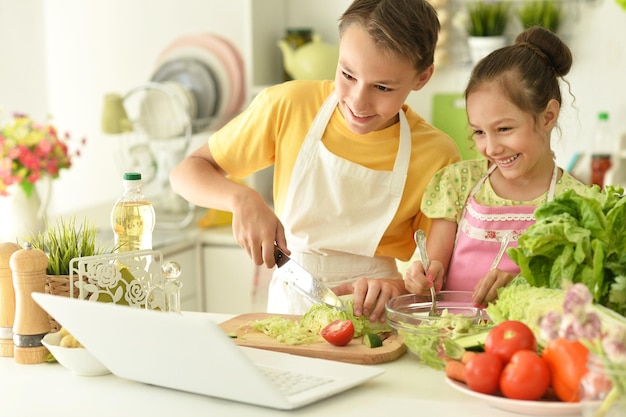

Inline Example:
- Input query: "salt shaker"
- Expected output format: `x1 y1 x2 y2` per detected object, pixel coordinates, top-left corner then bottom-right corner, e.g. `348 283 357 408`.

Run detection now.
0 242 21 357
11 242 50 364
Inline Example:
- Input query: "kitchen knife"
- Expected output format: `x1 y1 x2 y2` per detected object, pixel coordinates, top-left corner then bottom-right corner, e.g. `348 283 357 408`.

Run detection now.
273 245 345 311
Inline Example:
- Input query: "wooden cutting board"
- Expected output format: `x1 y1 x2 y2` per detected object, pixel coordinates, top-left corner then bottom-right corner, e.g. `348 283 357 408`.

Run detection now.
219 313 406 365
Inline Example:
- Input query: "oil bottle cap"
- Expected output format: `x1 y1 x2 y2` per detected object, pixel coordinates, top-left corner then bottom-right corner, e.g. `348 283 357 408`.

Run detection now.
123 172 142 181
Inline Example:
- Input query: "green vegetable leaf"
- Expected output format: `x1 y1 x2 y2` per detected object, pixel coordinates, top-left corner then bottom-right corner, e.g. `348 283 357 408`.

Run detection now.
250 296 391 346
609 276 626 309
486 278 566 345
508 186 626 316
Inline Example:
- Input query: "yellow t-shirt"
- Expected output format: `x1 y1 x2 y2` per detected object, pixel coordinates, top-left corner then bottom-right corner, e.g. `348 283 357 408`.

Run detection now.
210 80 461 261
421 159 592 222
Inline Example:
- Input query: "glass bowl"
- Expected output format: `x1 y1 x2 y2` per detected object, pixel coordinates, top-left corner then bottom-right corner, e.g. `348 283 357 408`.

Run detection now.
385 291 492 369
42 332 110 376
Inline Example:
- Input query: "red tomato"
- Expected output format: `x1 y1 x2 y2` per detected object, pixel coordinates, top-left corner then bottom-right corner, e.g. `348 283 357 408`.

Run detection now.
485 320 537 364
500 350 551 400
321 320 355 346
465 352 503 395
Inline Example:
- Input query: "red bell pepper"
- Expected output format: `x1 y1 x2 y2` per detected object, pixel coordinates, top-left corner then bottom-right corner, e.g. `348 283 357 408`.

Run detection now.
541 338 589 402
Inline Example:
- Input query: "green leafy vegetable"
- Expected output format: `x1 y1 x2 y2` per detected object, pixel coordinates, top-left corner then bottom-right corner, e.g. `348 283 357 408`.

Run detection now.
398 309 492 370
250 296 391 346
486 277 565 345
507 185 626 316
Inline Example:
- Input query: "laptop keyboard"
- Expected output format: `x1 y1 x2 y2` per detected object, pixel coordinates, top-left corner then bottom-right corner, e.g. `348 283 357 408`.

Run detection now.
260 367 334 396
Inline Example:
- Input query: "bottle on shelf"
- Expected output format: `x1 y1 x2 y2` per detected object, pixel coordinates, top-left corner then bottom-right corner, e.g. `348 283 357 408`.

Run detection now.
110 172 156 252
590 112 615 188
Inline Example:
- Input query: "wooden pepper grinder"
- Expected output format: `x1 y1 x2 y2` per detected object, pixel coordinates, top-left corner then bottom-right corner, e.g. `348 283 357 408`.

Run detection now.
11 242 50 364
0 242 21 357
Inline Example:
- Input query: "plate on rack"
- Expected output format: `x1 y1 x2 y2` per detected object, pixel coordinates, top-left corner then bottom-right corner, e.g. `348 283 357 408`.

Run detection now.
154 32 246 130
150 57 220 133
445 377 582 416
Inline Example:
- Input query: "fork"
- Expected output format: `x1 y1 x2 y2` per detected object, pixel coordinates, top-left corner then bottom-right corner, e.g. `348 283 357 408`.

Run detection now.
414 230 437 317
491 233 512 271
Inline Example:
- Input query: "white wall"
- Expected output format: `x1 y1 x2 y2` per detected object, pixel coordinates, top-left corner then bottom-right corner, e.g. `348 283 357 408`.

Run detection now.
2 0 626 219
0 1 47 119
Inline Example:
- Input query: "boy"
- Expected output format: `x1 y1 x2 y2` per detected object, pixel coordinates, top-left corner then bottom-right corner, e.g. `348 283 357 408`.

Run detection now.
170 0 460 321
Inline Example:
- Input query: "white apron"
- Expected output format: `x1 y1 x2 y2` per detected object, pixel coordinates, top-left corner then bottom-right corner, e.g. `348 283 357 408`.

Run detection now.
267 91 411 314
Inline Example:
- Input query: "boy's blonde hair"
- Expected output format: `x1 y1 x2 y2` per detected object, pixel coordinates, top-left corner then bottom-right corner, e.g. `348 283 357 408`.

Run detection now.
338 0 440 74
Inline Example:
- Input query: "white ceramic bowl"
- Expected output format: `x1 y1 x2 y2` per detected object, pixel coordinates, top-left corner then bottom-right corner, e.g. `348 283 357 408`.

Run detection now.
42 332 110 376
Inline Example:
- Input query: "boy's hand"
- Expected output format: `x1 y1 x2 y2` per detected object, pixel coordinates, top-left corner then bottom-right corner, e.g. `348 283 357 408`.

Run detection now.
231 191 286 268
333 278 406 323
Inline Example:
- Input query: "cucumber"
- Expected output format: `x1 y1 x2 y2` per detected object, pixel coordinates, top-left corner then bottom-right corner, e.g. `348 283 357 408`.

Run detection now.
362 333 383 348
453 330 490 351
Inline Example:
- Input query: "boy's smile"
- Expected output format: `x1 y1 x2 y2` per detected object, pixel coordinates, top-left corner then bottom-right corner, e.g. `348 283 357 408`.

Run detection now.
334 24 427 135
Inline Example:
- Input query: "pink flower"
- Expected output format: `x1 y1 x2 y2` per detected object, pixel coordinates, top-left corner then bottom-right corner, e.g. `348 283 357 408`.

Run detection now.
27 171 41 184
0 113 85 197
37 138 53 154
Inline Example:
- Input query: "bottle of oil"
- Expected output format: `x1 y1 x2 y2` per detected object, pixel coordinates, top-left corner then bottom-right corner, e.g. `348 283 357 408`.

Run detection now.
110 172 155 252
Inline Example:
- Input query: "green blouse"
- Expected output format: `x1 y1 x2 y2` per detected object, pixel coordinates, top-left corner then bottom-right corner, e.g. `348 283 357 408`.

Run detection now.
420 159 591 223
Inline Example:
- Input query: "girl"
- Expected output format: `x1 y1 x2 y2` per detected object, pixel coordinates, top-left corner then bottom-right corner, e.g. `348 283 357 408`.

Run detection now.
170 0 460 321
404 27 589 308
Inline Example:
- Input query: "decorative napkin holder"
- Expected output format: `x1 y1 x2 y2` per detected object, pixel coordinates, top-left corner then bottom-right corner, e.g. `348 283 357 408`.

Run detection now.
68 250 182 313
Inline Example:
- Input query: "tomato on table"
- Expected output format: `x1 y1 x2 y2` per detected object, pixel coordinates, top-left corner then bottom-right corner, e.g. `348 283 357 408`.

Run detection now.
321 320 355 346
500 350 551 400
485 320 537 364
464 352 503 395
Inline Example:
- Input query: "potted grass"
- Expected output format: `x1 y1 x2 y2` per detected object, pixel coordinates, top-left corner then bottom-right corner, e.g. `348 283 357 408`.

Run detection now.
29 216 110 331
517 0 563 33
465 0 511 64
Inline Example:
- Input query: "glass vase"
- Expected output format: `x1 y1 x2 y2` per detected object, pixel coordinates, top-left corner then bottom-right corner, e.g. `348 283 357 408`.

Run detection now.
579 354 626 417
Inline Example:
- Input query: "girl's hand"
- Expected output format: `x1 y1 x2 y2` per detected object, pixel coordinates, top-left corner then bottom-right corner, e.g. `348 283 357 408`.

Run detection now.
404 260 445 295
333 278 406 323
472 269 515 308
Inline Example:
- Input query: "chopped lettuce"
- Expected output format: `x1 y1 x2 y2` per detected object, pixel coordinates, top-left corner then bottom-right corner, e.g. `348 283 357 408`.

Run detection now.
398 309 492 370
250 296 391 346
251 315 321 345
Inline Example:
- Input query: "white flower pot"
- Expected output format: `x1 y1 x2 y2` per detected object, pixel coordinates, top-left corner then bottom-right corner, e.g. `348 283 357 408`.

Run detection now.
467 36 507 65
0 176 50 244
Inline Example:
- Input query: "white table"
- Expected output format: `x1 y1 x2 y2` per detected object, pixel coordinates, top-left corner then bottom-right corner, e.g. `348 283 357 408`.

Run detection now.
1 313 578 417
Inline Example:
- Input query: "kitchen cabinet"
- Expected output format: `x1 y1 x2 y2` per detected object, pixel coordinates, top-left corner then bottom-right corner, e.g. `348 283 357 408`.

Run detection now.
202 243 272 314
160 240 204 312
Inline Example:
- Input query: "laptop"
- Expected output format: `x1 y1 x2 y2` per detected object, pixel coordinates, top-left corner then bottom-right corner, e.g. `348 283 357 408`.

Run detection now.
32 292 383 410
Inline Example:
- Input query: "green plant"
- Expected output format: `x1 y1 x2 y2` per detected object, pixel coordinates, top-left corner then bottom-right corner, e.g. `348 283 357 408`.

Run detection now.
517 0 563 33
29 216 108 275
466 1 511 37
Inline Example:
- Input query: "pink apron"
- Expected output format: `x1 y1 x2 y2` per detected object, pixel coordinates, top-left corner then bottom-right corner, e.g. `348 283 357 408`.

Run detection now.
445 163 557 291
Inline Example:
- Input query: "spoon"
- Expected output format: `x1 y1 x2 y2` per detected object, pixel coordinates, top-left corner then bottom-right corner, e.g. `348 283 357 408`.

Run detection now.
414 230 437 317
